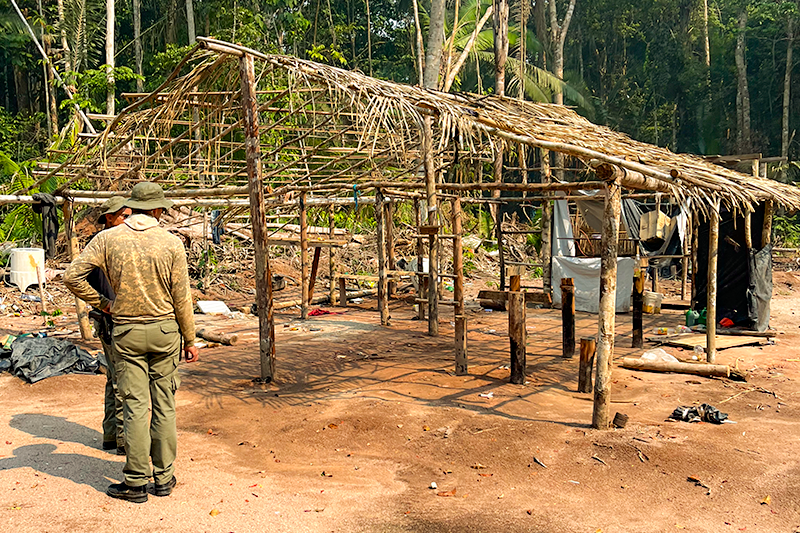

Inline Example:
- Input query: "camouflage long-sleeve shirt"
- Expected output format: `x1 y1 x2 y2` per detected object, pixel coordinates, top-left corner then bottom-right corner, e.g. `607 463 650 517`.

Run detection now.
64 214 195 343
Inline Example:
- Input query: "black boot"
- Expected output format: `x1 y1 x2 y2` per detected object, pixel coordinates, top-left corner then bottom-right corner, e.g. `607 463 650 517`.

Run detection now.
153 476 177 497
101 441 116 451
116 445 126 456
107 482 148 503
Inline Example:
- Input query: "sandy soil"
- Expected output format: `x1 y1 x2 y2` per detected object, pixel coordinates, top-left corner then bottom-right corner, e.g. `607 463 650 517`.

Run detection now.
1 274 800 532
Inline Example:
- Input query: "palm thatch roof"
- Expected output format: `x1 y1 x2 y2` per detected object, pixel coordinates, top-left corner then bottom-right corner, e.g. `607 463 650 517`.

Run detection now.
25 37 800 214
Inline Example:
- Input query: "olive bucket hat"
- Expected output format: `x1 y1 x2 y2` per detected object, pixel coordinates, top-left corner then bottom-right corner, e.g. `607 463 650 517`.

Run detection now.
97 195 127 223
123 182 174 211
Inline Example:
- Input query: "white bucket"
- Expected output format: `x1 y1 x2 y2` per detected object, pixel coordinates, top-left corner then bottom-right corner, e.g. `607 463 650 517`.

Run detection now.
9 248 46 292
643 291 663 314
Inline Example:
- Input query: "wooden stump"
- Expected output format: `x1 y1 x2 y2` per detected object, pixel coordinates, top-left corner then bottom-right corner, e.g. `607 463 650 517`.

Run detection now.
508 291 526 384
578 336 596 393
632 270 644 349
561 278 575 358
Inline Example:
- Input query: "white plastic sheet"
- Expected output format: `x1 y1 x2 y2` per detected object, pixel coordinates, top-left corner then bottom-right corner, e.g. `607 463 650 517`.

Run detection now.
552 256 635 313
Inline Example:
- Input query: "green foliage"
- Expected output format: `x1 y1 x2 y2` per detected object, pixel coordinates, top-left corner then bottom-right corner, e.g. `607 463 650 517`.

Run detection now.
773 214 800 247
62 66 143 113
0 108 49 162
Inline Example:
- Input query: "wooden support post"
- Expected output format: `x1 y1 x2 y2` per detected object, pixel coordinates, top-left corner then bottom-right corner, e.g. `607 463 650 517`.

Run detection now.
632 270 644 348
240 52 274 382
509 274 521 292
508 291 526 384
308 247 322 302
707 200 720 364
414 197 425 320
62 200 92 340
497 215 506 290
386 199 396 297
376 189 389 326
300 192 309 319
691 209 699 306
423 115 438 336
561 277 575 358
452 197 467 375
651 266 660 293
681 211 690 300
578 336 596 393
540 148 553 301
338 277 347 307
592 176 622 430
762 200 773 247
328 204 337 306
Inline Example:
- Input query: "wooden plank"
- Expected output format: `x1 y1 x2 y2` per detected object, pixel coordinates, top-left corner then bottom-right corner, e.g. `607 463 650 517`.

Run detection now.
508 291 526 384
646 333 767 350
561 278 575 358
578 337 596 394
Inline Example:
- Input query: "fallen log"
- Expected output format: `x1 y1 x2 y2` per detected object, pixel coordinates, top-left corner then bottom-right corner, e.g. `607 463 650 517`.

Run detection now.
621 357 746 381
271 288 377 311
196 328 239 345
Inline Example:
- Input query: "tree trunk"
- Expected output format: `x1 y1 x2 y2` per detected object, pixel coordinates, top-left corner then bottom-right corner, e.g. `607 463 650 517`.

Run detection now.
13 65 30 113
492 0 509 96
56 0 72 73
548 0 576 181
533 0 547 69
186 0 196 43
412 0 425 84
134 0 143 91
105 0 115 115
782 18 794 163
702 0 710 68
735 9 751 153
167 0 177 45
365 0 373 76
423 0 446 88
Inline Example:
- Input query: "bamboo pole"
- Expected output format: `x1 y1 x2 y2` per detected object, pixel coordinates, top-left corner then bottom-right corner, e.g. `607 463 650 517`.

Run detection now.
329 204 337 306
239 52 274 382
376 189 389 326
762 199 773 247
540 148 553 300
308 247 322 302
62 200 92 340
423 116 439 336
681 211 690 300
561 278 575 358
592 177 622 430
508 291 526 384
707 199 720 363
497 216 507 290
452 196 467 375
691 209 699 306
300 192 309 320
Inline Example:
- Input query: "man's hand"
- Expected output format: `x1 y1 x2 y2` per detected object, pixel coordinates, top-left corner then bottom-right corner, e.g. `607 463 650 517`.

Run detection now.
184 345 200 363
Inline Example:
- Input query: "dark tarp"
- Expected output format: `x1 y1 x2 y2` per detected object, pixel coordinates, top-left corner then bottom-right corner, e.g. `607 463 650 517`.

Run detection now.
31 193 59 259
8 337 101 383
693 203 771 331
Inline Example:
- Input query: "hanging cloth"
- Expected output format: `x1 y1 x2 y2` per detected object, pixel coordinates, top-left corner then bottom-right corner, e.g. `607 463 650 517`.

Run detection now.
31 193 59 259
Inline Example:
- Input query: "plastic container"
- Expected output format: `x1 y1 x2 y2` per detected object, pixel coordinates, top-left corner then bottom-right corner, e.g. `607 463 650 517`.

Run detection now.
685 309 700 327
9 248 45 292
642 291 663 314
699 308 707 325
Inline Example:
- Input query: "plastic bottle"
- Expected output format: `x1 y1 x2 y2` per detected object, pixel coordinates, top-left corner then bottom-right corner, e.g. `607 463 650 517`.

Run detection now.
685 309 699 327
699 308 707 325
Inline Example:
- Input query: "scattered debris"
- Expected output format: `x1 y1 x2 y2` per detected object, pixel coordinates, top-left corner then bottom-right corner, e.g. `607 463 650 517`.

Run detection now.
670 404 732 424
197 300 231 314
437 488 457 497
612 412 629 429
591 454 607 466
470 463 488 469
430 482 438 490
687 476 711 495
760 495 771 506
478 392 494 399
532 457 547 468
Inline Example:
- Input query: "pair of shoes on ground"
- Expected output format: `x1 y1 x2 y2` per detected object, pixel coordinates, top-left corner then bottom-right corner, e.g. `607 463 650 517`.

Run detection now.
106 476 177 503
101 441 126 456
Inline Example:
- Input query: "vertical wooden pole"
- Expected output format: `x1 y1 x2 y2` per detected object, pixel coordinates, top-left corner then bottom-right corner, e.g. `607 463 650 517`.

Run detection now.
329 204 337 306
632 270 644 348
300 192 309 319
578 336 596 393
386 198 396 297
540 149 553 301
423 115 438 336
497 211 506 290
561 277 575 358
62 200 92 340
452 197 467 375
338 277 347 307
681 211 690 300
707 200 720 364
651 267 660 293
240 52 274 382
762 199 773 247
414 197 425 320
509 273 521 292
691 209 699 306
376 189 389 326
592 175 622 430
508 291 526 384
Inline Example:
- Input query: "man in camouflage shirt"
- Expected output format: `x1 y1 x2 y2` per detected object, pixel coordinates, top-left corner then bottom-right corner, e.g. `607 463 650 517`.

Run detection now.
65 182 199 503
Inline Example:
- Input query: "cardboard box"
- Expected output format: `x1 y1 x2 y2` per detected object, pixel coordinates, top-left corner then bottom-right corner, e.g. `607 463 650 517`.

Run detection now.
639 210 671 242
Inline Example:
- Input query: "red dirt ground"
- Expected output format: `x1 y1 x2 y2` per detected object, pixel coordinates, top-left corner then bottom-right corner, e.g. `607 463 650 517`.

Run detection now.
1 274 800 532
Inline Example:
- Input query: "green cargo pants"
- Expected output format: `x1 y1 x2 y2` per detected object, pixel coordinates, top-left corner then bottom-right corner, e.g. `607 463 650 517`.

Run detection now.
112 320 182 487
100 335 124 449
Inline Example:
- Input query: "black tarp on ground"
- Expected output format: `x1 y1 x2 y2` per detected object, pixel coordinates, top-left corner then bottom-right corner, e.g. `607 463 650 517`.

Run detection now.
693 202 772 331
7 337 101 383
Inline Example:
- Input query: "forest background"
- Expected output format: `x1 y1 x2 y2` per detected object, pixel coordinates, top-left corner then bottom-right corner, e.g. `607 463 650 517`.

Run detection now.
0 0 798 242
